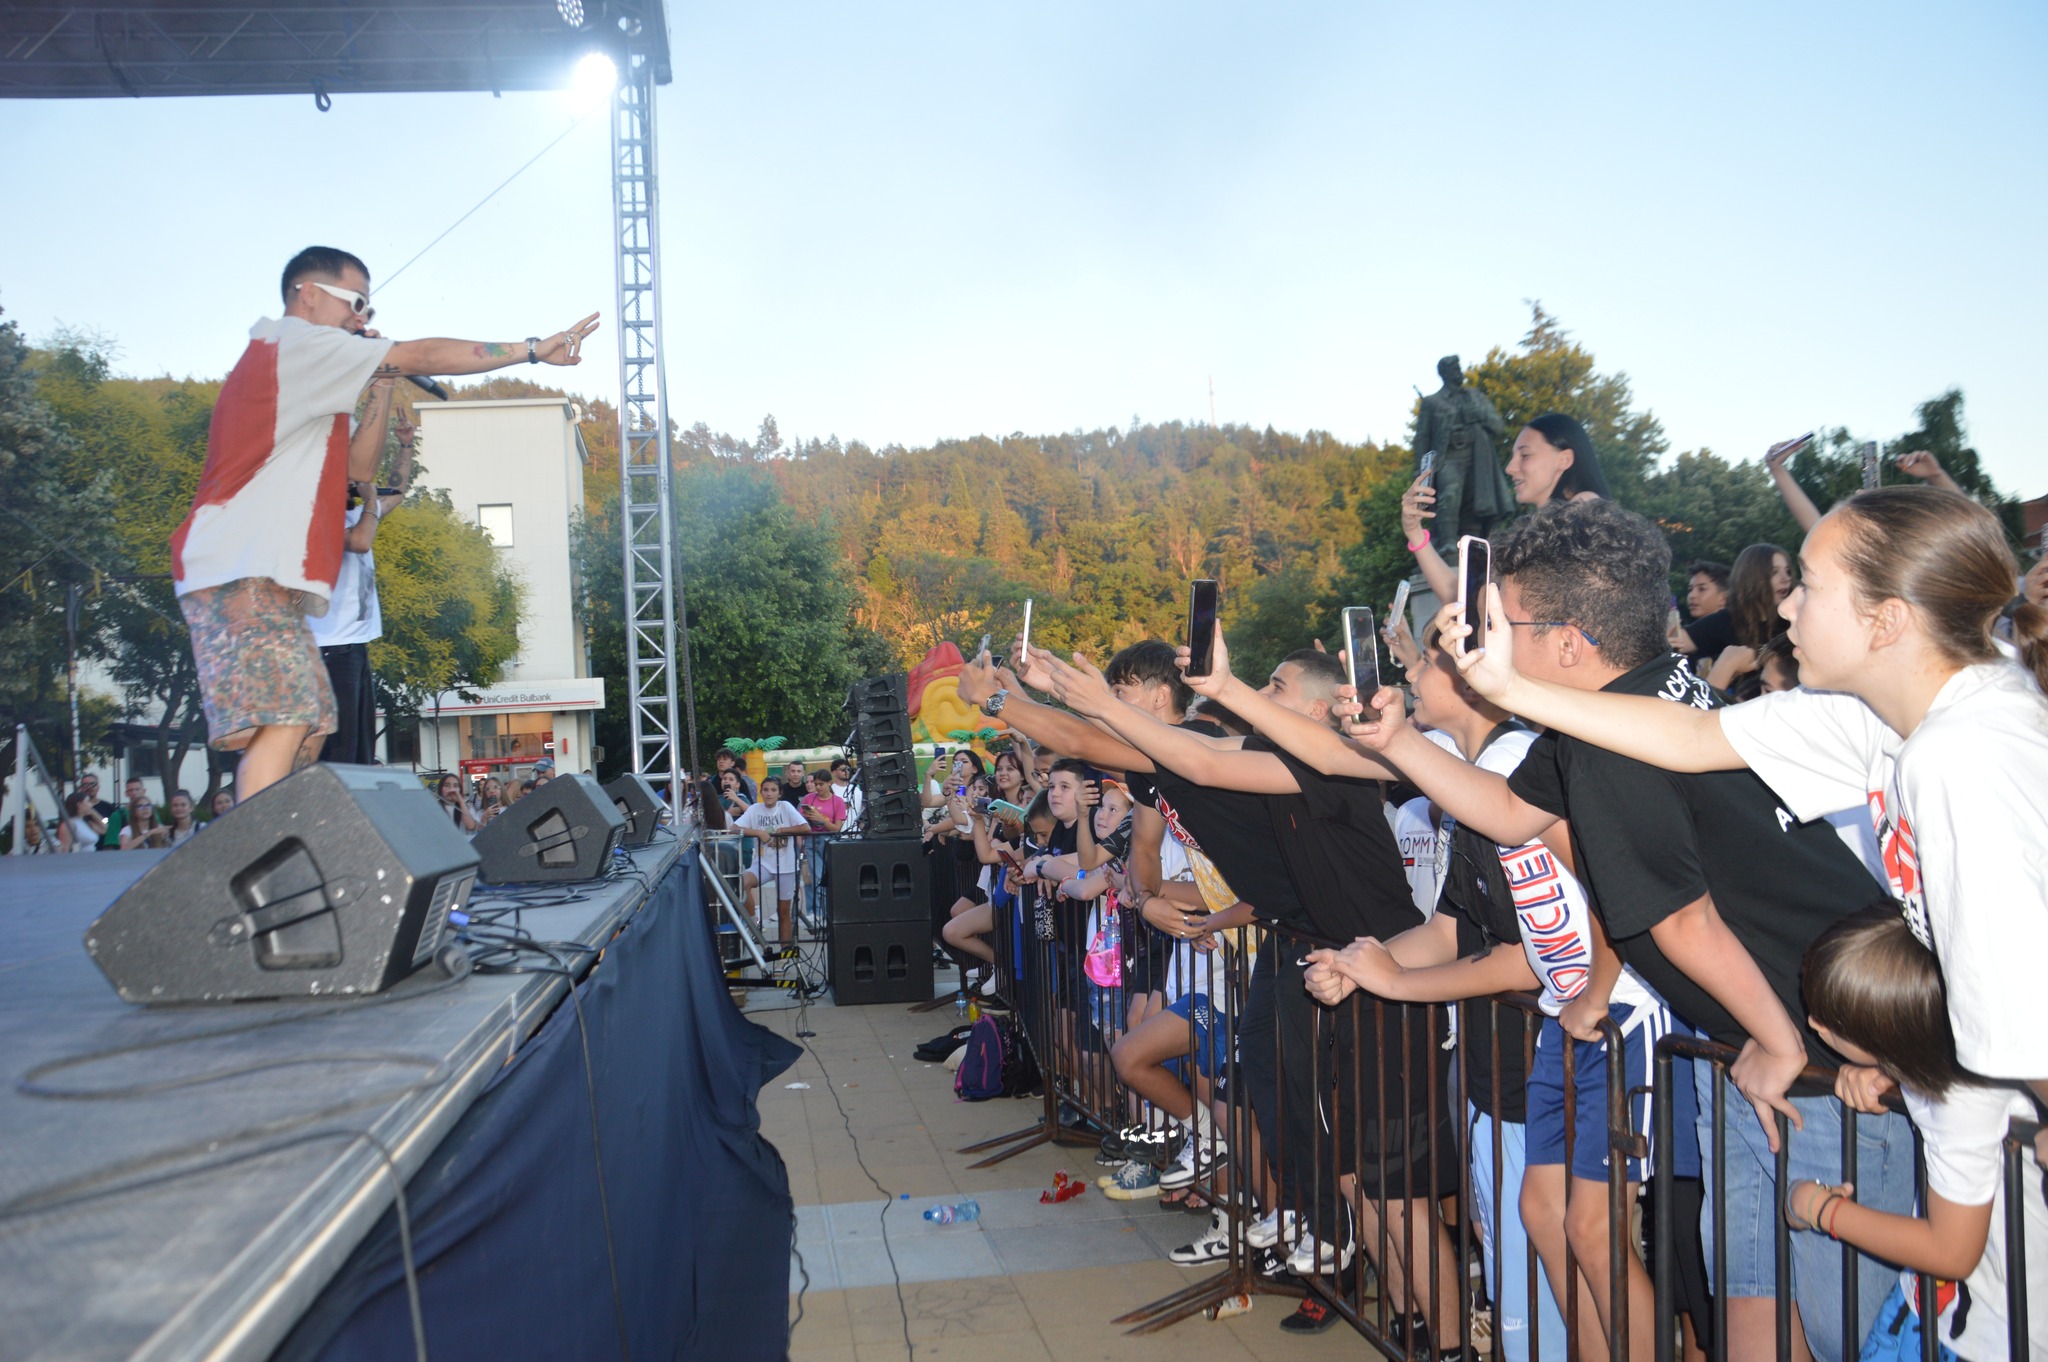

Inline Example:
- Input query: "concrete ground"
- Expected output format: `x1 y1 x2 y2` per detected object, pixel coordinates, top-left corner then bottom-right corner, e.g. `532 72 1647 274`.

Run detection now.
751 975 1398 1362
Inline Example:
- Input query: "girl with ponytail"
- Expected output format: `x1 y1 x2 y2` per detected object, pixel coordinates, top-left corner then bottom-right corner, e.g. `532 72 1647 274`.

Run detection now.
1439 483 2048 1114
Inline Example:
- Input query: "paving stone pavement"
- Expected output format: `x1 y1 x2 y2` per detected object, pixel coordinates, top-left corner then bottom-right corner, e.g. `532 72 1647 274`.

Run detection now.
750 973 1394 1362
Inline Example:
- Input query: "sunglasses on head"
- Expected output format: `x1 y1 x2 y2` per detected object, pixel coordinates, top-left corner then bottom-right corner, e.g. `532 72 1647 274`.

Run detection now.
297 279 375 322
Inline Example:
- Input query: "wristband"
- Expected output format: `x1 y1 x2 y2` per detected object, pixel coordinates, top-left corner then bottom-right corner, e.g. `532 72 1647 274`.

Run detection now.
1406 537 1429 553
526 336 540 365
1823 1193 1848 1239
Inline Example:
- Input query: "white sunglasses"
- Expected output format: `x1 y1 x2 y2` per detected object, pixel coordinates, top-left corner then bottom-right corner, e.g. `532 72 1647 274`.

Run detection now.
297 279 375 322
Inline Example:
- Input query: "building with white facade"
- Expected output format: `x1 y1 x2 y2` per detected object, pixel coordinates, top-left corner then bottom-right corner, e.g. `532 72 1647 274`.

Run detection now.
408 396 603 785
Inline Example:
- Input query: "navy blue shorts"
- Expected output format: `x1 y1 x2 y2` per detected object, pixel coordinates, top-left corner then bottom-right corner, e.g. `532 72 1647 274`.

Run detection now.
1526 1006 1698 1183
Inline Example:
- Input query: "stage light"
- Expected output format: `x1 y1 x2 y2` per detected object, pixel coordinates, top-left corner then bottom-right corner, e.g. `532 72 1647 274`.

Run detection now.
557 0 586 28
568 50 617 113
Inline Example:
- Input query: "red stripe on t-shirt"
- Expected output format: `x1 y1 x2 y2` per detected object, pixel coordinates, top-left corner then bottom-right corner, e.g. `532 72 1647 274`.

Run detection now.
303 413 352 587
171 339 280 579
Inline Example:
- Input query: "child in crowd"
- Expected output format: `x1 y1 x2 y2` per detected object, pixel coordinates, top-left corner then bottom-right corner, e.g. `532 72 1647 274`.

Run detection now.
735 775 807 945
1797 909 2047 1362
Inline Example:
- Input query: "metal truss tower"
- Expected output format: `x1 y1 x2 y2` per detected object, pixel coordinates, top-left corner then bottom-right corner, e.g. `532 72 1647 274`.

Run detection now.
609 44 693 797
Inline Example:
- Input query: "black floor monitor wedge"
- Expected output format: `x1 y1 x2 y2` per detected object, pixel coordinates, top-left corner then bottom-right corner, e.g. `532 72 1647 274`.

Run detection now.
85 764 480 1005
603 772 665 848
472 773 628 884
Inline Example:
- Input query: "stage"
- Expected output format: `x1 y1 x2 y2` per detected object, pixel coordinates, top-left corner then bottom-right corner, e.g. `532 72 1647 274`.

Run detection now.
0 833 799 1362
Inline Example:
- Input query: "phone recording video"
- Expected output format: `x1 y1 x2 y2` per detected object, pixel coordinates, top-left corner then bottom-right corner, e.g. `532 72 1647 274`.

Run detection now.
1456 535 1492 655
1418 449 1437 480
1184 579 1221 678
1341 606 1381 718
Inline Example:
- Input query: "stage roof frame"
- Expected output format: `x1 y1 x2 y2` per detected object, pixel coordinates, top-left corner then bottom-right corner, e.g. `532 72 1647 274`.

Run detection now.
0 2 669 102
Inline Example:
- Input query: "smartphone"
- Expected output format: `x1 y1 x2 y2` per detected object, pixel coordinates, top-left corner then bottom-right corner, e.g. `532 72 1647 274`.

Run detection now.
989 798 1030 821
976 632 991 660
1388 579 1412 635
1418 449 1437 481
970 796 993 815
1859 441 1881 490
1184 579 1221 678
1341 607 1381 715
1456 536 1492 654
1019 599 1033 660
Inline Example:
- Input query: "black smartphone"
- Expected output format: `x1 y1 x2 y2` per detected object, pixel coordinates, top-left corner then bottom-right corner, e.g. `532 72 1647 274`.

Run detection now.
1456 536 1492 654
1341 607 1381 716
1185 579 1221 678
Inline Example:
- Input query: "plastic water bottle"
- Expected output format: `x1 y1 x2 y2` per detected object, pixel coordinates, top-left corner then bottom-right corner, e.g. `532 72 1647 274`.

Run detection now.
955 991 968 1020
922 1199 981 1225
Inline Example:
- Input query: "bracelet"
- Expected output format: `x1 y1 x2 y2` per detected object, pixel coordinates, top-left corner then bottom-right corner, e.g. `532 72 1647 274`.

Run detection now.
1406 537 1428 553
1807 1190 1839 1233
1824 1193 1848 1239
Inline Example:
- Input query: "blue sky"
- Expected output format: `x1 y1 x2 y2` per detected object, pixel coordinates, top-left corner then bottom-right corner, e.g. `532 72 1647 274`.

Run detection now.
2 2 2041 494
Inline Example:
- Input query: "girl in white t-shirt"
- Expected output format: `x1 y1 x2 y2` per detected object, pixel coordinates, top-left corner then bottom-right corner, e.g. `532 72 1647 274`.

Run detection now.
1443 486 2048 1116
735 776 808 944
1795 909 2046 1362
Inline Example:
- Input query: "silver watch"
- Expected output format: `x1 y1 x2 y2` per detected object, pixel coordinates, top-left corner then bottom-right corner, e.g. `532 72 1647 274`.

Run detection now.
982 688 1009 716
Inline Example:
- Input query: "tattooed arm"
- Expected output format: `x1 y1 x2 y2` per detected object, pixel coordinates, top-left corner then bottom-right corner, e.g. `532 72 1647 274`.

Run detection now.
380 313 602 378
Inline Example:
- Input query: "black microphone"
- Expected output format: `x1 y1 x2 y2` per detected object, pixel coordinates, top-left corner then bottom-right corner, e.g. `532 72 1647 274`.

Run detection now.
405 374 450 401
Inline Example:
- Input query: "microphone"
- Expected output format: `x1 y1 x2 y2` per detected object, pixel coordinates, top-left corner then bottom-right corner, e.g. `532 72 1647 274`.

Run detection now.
405 374 450 401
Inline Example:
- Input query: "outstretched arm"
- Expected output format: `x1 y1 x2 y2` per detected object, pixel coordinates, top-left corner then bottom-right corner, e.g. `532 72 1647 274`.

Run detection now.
1401 473 1458 601
1167 624 1401 781
1039 649 1297 794
380 313 601 378
1764 438 1823 533
954 651 1153 774
1441 586 1745 773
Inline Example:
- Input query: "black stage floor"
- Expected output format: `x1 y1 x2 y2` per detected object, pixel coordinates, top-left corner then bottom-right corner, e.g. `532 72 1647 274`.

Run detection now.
0 837 683 1362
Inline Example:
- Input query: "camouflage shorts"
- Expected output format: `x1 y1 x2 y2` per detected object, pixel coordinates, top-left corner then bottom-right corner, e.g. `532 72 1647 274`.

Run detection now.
179 577 335 764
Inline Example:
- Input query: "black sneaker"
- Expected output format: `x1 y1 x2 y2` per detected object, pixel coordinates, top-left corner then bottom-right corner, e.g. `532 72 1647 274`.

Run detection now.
1251 1245 1301 1285
1280 1295 1338 1334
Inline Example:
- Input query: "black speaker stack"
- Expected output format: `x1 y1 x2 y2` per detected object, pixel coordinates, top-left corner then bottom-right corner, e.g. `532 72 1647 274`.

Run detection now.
844 674 920 839
825 839 932 1005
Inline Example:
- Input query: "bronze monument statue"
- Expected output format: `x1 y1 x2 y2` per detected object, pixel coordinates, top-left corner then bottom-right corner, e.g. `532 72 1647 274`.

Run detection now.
1414 354 1513 550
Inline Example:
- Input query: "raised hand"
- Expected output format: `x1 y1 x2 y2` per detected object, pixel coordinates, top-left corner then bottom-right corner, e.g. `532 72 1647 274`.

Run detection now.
1172 621 1235 699
1762 436 1807 469
1439 584 1518 703
1337 683 1409 750
1008 636 1057 693
1895 449 1944 482
955 649 999 706
537 314 602 366
1400 473 1437 544
1044 650 1116 718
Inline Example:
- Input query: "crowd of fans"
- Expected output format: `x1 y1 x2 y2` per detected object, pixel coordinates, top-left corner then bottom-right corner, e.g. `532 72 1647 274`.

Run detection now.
910 417 2046 1362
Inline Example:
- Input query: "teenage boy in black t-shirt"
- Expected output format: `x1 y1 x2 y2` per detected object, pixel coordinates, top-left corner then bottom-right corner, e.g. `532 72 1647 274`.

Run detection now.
1350 499 1911 1362
1045 644 1462 1344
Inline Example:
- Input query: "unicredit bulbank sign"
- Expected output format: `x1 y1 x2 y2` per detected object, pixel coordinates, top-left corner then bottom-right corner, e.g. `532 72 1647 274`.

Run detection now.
425 677 605 715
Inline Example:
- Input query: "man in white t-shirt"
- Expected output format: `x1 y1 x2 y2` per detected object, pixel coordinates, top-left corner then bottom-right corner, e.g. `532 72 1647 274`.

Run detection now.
172 245 600 798
310 416 412 764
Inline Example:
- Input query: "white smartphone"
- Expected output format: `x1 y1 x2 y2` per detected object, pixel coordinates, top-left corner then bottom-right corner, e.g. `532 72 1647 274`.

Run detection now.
1020 599 1033 660
1456 535 1492 656
1388 579 1412 637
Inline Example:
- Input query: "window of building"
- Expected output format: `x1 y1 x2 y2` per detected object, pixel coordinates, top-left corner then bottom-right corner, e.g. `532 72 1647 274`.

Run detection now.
383 716 419 765
477 503 514 546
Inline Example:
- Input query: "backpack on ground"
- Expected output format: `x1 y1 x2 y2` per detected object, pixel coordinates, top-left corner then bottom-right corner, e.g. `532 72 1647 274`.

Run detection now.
954 1015 1036 1101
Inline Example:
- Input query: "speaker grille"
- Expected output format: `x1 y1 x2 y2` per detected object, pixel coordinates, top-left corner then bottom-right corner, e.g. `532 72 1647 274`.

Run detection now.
528 809 580 867
413 871 473 968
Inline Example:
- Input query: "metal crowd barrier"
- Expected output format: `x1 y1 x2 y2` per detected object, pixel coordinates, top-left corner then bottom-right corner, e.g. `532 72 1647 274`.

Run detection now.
1654 1034 2040 1362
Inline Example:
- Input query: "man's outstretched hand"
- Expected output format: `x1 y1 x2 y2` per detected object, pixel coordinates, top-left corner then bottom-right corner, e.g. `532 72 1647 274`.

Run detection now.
537 314 602 366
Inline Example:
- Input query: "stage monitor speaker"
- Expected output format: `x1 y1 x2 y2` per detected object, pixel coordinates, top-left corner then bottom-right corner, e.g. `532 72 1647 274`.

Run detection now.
857 790 922 840
827 838 928 925
603 772 664 847
829 918 934 1006
473 773 628 883
845 674 909 719
85 764 479 1005
850 710 913 757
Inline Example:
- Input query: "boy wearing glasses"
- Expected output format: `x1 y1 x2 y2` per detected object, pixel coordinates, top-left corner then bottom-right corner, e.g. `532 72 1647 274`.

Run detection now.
171 245 599 798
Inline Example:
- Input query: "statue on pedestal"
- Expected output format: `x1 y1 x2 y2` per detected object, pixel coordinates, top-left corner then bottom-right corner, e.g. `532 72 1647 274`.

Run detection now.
1414 355 1512 550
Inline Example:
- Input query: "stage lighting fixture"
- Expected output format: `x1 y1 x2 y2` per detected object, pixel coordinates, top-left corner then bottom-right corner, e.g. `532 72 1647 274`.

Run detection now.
568 51 617 113
557 0 586 28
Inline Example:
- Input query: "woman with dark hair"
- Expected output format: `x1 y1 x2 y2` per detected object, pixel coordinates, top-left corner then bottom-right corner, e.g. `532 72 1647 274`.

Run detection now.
435 773 479 833
1707 543 1794 691
1402 411 1612 604
59 790 103 853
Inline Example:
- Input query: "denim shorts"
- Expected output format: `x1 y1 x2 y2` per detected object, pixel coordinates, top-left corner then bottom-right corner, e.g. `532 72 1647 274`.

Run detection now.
1527 1006 1699 1183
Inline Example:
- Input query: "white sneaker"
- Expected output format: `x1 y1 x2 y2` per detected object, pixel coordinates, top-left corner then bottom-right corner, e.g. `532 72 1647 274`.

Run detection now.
1286 1233 1355 1275
1157 1132 1229 1191
1245 1208 1299 1250
1168 1209 1238 1265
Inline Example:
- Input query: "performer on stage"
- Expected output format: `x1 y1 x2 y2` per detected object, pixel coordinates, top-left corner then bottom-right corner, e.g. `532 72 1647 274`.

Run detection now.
171 245 599 799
